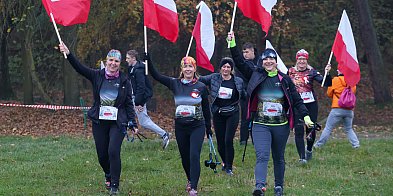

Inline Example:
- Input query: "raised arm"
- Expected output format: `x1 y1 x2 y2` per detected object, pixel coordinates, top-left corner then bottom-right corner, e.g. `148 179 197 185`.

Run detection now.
59 42 96 81
227 32 254 81
144 53 173 89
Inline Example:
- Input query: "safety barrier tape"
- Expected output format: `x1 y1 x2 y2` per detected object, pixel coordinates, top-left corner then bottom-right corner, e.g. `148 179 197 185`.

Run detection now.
0 103 90 110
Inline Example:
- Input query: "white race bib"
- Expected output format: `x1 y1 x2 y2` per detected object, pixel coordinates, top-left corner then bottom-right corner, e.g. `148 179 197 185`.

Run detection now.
175 105 196 117
99 106 118 120
300 91 315 103
262 102 283 117
218 87 233 99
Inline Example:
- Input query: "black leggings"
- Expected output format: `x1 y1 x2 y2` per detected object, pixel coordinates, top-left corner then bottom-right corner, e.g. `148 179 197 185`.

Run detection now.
92 120 125 187
294 101 318 159
239 96 250 142
213 110 239 169
175 122 205 190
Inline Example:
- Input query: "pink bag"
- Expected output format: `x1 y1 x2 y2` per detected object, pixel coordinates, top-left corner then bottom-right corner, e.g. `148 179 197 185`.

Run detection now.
338 86 356 109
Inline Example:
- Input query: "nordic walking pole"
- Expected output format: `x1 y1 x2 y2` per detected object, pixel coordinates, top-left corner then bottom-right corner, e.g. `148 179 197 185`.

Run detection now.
321 51 333 87
50 13 67 59
144 26 148 75
228 1 238 48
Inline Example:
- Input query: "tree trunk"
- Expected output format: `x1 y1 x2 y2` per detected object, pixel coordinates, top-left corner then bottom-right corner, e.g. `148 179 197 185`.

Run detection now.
22 30 34 104
354 0 392 103
63 26 80 106
0 15 14 100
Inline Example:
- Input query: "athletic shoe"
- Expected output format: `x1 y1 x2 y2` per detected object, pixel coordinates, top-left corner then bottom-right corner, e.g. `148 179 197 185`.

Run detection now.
109 187 119 195
189 189 198 196
252 186 266 196
225 168 234 176
274 186 283 196
185 180 191 193
162 132 170 149
105 174 111 190
353 145 360 149
298 159 307 164
305 150 313 161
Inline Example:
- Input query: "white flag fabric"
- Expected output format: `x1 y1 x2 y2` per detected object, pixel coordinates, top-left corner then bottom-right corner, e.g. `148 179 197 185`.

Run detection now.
266 40 287 74
192 1 215 72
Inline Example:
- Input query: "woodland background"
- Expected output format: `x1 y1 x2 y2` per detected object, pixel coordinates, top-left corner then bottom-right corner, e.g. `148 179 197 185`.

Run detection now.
0 0 392 136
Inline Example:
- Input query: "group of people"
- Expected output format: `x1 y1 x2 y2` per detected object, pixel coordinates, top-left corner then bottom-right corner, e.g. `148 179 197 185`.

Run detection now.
58 28 360 195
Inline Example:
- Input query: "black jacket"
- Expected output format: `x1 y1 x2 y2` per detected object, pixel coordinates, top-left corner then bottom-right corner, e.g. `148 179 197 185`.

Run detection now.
199 73 245 113
230 49 309 129
127 60 153 106
67 53 137 128
232 45 258 84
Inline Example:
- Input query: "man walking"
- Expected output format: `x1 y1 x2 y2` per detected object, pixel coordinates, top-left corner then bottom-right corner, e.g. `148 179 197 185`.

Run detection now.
126 50 170 149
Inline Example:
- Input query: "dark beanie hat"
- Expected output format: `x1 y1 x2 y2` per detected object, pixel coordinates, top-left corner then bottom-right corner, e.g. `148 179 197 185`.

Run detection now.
219 57 235 70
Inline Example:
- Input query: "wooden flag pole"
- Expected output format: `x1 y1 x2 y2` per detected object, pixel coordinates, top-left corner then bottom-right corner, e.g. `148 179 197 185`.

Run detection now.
228 2 238 48
144 26 148 75
50 13 67 59
321 51 333 87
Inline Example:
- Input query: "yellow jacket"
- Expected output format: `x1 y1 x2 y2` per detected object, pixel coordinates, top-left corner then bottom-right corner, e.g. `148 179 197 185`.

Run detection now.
327 76 356 108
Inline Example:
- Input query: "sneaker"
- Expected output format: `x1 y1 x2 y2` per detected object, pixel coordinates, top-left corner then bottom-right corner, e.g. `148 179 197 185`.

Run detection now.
252 186 266 196
185 180 191 192
105 174 111 190
274 186 283 196
225 168 234 176
109 187 119 195
353 145 360 149
305 150 313 161
162 132 170 149
298 159 307 164
189 189 198 196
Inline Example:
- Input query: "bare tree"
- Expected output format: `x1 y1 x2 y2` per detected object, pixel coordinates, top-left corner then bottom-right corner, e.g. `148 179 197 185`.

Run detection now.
354 0 392 103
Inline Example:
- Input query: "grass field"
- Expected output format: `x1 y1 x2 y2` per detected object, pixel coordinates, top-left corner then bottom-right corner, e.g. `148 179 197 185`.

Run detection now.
0 136 392 195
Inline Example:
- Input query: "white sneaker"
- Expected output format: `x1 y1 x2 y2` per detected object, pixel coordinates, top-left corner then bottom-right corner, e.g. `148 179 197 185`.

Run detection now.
162 132 170 149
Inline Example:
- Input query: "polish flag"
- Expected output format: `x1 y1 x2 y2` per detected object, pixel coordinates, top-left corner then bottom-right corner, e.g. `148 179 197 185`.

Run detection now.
266 40 287 74
42 0 91 26
332 10 360 86
192 1 215 72
144 0 179 43
235 0 277 35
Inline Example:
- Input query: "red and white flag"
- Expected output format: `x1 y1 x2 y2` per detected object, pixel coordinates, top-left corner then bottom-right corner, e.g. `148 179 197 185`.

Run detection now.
332 10 360 86
235 0 277 35
144 0 179 43
42 0 91 26
192 1 215 72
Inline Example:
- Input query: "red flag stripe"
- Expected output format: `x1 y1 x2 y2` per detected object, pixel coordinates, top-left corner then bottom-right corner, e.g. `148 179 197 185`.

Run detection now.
235 0 276 34
42 0 90 26
193 12 214 72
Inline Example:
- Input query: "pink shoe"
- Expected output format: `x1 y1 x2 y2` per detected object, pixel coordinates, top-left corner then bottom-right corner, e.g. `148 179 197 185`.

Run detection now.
189 189 198 196
185 181 191 192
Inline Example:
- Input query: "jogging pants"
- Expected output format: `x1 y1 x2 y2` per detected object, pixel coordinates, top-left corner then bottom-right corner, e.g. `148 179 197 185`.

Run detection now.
175 122 205 190
213 110 239 170
294 101 318 159
92 120 125 187
253 123 290 188
135 104 166 137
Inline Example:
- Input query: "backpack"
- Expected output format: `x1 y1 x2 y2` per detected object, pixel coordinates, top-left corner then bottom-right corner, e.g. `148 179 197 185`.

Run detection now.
338 86 356 109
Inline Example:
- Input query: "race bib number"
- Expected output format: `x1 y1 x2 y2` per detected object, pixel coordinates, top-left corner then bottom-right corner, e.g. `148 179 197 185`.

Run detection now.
262 102 283 117
218 87 233 99
99 106 118 120
300 91 315 103
175 105 196 117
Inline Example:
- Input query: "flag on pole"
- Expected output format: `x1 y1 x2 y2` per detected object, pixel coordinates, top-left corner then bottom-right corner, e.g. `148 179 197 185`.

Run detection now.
235 0 277 35
192 1 215 72
144 0 179 43
42 0 91 26
266 40 287 74
332 10 360 86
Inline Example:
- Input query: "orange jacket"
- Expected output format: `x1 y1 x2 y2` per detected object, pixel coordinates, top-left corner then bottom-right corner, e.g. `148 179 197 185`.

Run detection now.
327 76 356 108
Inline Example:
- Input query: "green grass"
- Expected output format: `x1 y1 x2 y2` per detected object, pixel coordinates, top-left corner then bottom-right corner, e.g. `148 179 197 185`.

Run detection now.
0 136 392 195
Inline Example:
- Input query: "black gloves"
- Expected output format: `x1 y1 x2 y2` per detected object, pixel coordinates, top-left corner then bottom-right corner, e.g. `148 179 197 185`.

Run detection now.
142 52 150 62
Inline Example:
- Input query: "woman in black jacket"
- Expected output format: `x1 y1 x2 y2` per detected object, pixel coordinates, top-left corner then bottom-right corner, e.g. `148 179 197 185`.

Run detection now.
146 54 211 196
199 57 244 175
227 32 314 196
59 43 138 195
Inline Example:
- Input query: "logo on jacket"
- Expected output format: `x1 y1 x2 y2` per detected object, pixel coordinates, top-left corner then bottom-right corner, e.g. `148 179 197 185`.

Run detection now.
190 89 201 98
